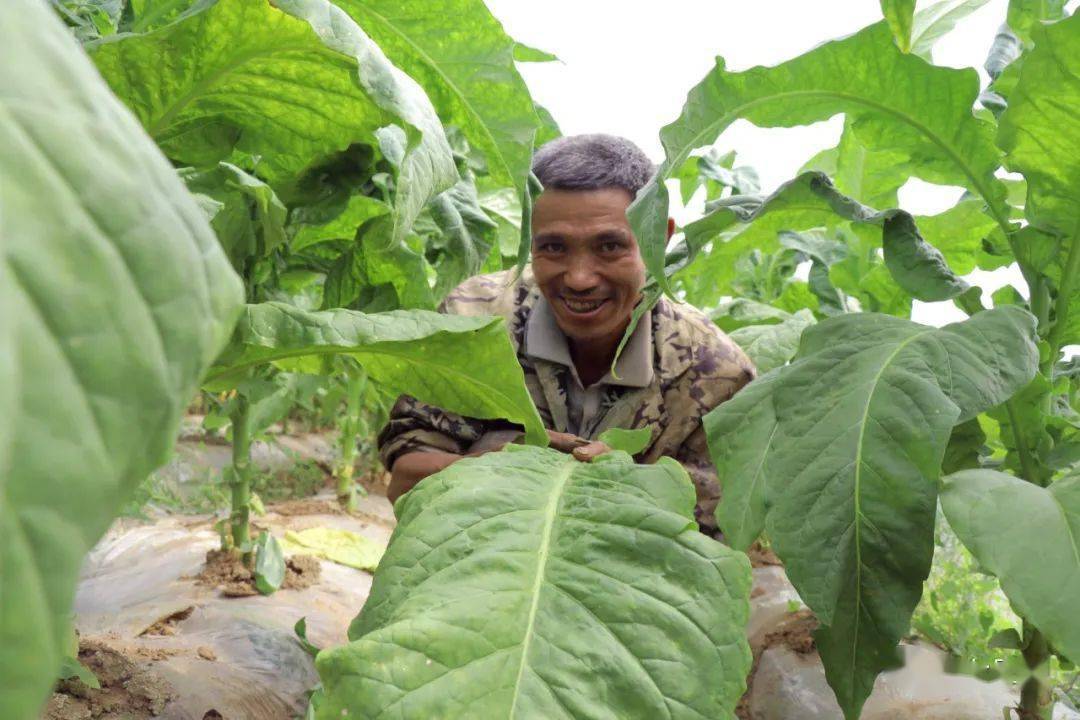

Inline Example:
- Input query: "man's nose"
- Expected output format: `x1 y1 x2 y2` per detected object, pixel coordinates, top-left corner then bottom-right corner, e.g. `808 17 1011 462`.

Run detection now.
563 259 600 292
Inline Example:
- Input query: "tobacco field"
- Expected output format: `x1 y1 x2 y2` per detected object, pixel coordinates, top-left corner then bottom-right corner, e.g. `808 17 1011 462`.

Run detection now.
2 0 1079 718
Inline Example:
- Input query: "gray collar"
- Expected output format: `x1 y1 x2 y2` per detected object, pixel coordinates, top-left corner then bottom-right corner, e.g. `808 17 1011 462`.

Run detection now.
524 295 654 388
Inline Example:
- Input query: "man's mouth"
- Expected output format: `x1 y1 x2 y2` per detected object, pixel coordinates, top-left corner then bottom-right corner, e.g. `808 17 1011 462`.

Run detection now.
560 296 609 316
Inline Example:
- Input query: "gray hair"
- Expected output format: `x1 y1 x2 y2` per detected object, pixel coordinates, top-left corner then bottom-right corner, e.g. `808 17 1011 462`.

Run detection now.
531 134 655 199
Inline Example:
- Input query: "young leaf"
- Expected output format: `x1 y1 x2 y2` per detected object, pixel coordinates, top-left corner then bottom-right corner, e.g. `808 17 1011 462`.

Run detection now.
205 303 547 446
880 0 917 52
57 655 101 690
597 427 652 455
317 446 753 719
0 0 242 715
294 617 322 658
254 531 286 595
941 470 1080 663
706 307 1039 718
630 21 1006 293
910 0 992 60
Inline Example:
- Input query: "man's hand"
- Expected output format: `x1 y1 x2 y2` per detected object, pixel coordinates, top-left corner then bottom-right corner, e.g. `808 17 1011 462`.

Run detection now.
388 430 613 504
546 430 611 462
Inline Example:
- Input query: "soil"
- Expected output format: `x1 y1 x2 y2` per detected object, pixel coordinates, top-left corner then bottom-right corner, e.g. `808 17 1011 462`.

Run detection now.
195 548 321 596
736 609 819 719
746 541 783 568
140 606 194 636
270 498 343 517
43 638 175 720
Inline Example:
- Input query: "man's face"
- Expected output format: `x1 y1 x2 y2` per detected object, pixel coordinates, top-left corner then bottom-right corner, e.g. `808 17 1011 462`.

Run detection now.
531 188 647 345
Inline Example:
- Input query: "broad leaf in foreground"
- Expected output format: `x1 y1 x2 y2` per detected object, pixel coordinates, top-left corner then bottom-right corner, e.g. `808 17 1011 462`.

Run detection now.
317 446 752 719
0 1 242 716
706 307 1038 718
941 469 1080 663
205 303 546 445
631 21 1005 292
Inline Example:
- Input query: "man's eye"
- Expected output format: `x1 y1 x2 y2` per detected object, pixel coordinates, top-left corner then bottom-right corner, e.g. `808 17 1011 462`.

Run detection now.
600 241 624 253
538 242 564 253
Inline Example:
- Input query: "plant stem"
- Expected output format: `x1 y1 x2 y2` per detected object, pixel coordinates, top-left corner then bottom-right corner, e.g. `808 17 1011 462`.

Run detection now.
229 394 252 555
1018 621 1053 720
335 372 367 512
1044 231 1080 377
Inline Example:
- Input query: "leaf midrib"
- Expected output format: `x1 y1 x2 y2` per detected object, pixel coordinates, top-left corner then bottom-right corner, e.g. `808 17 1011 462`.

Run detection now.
847 328 932 681
507 456 573 718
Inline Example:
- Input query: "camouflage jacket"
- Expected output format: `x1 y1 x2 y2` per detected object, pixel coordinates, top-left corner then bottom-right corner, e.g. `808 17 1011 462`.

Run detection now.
377 269 756 533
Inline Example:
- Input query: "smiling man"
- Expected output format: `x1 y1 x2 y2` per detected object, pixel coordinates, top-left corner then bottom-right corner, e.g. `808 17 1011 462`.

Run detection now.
378 134 755 534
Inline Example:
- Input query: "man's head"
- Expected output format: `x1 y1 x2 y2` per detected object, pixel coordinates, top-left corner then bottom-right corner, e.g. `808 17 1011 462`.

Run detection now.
530 134 663 348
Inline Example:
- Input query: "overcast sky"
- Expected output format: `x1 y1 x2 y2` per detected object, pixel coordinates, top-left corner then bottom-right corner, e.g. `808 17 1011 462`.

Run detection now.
484 0 1075 330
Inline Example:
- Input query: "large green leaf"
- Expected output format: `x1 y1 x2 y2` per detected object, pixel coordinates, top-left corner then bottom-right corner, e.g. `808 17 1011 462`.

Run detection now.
941 469 1080 662
90 0 456 244
998 12 1080 238
317 446 753 719
630 21 1006 293
205 303 546 445
0 1 242 716
705 307 1039 718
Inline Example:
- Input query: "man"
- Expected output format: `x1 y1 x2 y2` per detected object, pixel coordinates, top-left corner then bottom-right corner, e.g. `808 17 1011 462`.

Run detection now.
378 134 755 535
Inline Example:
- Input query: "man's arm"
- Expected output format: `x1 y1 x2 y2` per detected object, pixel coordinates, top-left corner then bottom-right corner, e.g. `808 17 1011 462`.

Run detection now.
387 450 462 504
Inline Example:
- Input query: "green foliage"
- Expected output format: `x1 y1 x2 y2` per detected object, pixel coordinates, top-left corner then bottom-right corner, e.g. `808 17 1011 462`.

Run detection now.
942 470 1080 662
205 302 546 444
597 426 652 454
630 20 1006 295
317 446 752 719
705 308 1039 717
0 0 242 715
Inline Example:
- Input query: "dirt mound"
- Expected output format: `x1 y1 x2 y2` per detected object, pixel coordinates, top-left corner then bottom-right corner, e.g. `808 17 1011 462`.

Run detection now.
270 498 343 517
195 549 322 596
44 638 175 720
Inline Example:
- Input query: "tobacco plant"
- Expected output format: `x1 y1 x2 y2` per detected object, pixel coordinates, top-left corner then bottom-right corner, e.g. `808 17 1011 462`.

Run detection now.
624 3 1079 718
67 0 555 559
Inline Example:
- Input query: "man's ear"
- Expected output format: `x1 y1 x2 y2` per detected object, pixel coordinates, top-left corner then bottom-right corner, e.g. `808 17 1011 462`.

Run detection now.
666 217 676 240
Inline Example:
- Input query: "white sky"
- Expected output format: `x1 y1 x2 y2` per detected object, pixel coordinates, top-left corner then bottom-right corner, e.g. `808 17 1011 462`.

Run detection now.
484 0 1067 329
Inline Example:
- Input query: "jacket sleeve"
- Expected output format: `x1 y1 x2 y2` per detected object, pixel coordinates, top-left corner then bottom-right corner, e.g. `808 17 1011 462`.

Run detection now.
674 423 725 537
376 394 488 470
